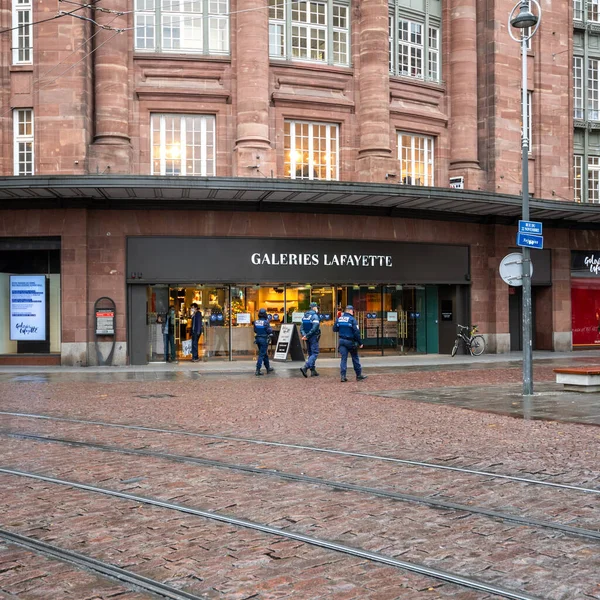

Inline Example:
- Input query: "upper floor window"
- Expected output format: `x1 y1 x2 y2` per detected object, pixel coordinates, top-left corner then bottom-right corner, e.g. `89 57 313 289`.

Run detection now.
589 58 599 121
574 0 583 21
588 156 600 203
574 155 583 202
135 0 229 55
13 108 34 176
389 3 441 82
151 114 216 176
574 56 584 119
589 0 600 22
284 120 339 180
269 0 350 67
398 132 434 186
12 0 32 64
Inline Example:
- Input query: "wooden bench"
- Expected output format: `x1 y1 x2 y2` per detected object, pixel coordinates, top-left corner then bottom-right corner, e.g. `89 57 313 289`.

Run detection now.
554 367 600 392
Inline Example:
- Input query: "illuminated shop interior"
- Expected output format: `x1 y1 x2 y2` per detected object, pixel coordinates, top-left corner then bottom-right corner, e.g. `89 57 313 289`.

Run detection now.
145 282 437 362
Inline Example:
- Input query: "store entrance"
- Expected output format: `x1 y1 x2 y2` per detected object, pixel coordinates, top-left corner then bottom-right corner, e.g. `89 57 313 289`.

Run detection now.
146 284 231 362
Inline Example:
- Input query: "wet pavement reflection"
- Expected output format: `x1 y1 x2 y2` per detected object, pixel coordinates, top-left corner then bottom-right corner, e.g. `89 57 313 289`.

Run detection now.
366 382 600 426
2 358 600 427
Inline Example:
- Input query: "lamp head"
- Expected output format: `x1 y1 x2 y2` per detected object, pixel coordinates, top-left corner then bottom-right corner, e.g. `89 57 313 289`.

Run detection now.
510 1 538 29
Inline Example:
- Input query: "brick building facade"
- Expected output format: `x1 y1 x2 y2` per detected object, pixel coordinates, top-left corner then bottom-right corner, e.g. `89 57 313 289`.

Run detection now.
0 0 597 366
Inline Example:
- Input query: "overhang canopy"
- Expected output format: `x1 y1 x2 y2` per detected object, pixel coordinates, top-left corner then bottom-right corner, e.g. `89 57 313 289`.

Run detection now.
0 175 598 228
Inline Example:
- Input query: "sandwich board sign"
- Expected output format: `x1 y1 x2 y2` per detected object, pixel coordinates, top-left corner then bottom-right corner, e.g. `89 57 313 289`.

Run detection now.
273 324 304 361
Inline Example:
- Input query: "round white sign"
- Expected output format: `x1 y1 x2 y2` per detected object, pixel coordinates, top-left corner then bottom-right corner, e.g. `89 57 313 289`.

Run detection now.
499 252 533 287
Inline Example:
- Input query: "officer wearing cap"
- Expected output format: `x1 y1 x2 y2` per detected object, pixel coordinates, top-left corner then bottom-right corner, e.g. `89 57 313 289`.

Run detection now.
333 305 367 382
300 301 321 377
253 308 274 376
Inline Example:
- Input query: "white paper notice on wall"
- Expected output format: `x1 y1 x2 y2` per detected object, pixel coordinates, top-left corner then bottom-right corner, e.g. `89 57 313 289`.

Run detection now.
292 312 304 323
10 275 46 341
236 313 251 324
387 312 398 322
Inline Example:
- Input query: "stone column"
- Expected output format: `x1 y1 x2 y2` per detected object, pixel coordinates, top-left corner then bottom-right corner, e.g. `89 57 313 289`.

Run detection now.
234 0 274 177
357 0 397 183
449 0 481 186
88 0 131 174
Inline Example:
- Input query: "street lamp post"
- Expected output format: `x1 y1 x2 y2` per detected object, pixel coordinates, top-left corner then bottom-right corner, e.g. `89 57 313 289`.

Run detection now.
508 0 541 397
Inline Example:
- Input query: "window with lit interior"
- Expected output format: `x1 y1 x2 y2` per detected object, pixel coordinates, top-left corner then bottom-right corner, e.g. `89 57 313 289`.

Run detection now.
151 114 216 176
398 132 434 186
284 120 339 181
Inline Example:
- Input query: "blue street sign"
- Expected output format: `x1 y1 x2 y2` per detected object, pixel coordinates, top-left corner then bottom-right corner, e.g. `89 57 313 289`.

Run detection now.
517 232 544 249
518 220 543 235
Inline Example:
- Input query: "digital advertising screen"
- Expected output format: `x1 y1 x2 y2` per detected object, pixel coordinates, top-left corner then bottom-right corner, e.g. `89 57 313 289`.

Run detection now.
10 275 47 341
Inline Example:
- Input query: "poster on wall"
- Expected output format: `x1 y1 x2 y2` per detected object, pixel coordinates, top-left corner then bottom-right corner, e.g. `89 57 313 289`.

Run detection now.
10 275 47 341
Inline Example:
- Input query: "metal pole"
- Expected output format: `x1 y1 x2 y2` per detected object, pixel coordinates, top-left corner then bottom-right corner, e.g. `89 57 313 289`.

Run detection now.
228 285 233 361
521 32 533 396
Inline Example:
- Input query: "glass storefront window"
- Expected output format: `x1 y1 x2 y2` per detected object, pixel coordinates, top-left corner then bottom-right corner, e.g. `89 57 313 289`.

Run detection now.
143 282 436 362
0 247 61 356
572 278 600 346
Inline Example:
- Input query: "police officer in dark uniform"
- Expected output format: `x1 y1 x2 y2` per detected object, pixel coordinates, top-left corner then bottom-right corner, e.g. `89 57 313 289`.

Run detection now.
333 305 367 382
300 301 321 377
254 308 274 376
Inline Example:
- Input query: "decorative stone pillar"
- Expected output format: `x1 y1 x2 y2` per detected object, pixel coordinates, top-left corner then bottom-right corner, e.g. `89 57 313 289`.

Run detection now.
357 0 397 183
234 0 274 177
88 0 131 174
449 0 481 186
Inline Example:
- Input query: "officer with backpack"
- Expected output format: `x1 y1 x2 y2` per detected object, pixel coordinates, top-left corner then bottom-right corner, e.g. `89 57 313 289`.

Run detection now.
300 301 321 377
333 305 367 382
254 308 274 376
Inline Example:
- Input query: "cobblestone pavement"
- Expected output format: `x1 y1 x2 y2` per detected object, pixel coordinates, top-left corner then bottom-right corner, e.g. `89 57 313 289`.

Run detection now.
1 359 599 599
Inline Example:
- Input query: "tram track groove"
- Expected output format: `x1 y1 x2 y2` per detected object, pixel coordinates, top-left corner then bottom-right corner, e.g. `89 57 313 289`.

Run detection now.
1 410 598 495
0 467 543 600
0 528 206 600
2 429 599 544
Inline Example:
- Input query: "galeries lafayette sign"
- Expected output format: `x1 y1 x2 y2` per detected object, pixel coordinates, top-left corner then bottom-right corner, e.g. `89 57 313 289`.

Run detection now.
127 237 470 284
251 253 393 267
572 251 600 276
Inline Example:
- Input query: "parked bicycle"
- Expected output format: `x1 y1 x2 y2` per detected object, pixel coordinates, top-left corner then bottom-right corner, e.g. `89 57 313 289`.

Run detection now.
451 324 485 357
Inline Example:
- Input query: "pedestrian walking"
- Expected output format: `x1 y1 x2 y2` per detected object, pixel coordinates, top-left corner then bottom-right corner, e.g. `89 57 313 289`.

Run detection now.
190 303 204 362
254 308 274 376
300 301 321 377
333 305 367 382
162 305 176 363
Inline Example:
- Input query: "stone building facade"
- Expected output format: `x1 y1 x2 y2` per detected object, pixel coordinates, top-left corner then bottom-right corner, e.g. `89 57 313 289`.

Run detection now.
0 0 595 366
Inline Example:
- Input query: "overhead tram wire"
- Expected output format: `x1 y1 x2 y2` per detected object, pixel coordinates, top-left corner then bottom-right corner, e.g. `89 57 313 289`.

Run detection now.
0 0 110 121
0 0 103 35
0 28 121 123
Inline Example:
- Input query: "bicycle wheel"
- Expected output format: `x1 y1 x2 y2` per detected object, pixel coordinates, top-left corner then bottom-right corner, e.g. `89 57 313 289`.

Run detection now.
451 339 459 357
469 335 485 356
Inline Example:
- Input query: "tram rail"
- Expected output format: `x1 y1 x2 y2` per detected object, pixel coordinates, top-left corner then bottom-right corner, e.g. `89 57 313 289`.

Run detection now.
0 467 543 600
0 528 206 600
1 410 598 495
2 429 599 543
